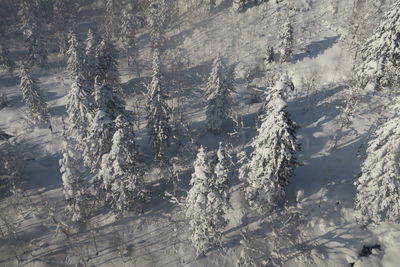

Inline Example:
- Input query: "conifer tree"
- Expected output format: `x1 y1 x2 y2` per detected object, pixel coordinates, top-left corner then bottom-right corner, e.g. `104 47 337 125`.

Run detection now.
104 0 120 40
264 46 274 65
147 49 171 162
53 0 77 55
85 28 100 86
355 1 400 88
19 64 50 125
99 115 145 214
206 57 223 95
66 75 94 148
59 138 86 222
120 3 140 75
240 78 300 213
96 38 122 95
206 58 234 134
83 108 114 172
354 115 400 225
94 76 125 121
147 1 167 52
18 0 47 67
279 20 293 63
83 79 116 171
186 146 228 256
257 73 294 125
213 142 231 209
66 31 85 79
0 43 15 73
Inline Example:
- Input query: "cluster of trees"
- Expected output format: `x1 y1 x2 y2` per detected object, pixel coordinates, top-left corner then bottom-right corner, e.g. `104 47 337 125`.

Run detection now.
186 144 231 255
60 27 148 219
2 0 304 257
58 0 178 220
9 0 400 262
353 1 400 225
355 0 400 89
185 73 300 256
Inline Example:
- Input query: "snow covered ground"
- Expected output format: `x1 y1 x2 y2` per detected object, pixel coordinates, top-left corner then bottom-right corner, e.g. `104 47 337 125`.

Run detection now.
1 0 400 266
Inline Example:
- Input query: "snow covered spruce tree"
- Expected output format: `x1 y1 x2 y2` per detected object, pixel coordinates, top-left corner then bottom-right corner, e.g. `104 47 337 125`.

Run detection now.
18 0 47 67
104 0 120 40
213 142 231 209
355 1 400 88
53 0 77 55
257 73 294 125
206 57 224 95
95 75 126 121
85 28 100 86
354 115 400 225
205 57 235 134
279 19 293 63
147 49 171 162
0 43 15 73
96 38 122 95
19 64 50 126
66 75 94 148
83 79 117 172
120 3 140 75
147 0 167 52
59 138 87 222
186 146 228 256
264 45 274 65
240 78 300 213
66 31 85 80
99 115 145 214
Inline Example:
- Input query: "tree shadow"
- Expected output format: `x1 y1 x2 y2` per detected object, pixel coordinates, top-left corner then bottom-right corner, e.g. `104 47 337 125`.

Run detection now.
22 153 63 192
291 35 341 63
285 85 364 206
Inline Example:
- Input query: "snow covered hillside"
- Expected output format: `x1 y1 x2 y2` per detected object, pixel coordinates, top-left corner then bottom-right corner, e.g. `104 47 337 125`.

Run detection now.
1 0 400 266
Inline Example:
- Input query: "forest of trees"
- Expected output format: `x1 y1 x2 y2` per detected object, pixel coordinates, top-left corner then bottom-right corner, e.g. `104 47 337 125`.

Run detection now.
1 0 400 265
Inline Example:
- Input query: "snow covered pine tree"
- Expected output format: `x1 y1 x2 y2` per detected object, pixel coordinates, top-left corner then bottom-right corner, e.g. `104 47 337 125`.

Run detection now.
147 0 167 52
355 0 400 89
59 138 87 222
96 38 122 95
205 57 234 134
0 43 15 73
18 0 47 67
120 3 139 71
19 64 50 126
66 74 93 149
186 146 228 256
104 0 120 40
83 79 116 172
240 75 300 212
264 45 274 66
53 0 77 55
354 115 400 225
212 142 231 209
99 115 145 214
66 31 85 80
147 49 171 162
279 19 293 63
85 28 100 86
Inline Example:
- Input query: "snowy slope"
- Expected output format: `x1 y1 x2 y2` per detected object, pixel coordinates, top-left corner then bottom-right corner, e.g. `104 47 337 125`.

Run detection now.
1 0 400 266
